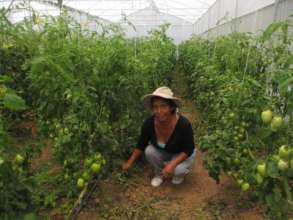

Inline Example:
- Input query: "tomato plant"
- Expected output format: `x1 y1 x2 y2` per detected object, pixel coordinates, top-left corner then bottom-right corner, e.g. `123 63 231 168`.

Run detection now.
180 20 293 219
0 75 35 218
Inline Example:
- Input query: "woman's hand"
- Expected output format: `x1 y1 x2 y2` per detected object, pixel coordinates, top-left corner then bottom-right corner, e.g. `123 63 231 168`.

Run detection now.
122 148 142 172
122 161 132 172
161 161 176 178
161 152 187 177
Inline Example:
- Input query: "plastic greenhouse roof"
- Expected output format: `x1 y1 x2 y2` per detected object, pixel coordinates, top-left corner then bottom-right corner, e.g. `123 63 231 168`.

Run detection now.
1 0 216 23
64 0 216 23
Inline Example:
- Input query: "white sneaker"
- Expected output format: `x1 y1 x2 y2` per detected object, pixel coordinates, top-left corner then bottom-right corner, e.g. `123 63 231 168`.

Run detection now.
172 176 184 185
151 176 163 187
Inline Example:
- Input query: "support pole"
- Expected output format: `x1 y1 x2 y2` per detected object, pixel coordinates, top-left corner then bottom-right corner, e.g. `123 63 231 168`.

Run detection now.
273 0 281 21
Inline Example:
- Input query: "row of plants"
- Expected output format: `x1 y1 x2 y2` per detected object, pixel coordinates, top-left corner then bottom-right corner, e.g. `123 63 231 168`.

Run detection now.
179 20 293 219
0 7 176 218
0 75 34 218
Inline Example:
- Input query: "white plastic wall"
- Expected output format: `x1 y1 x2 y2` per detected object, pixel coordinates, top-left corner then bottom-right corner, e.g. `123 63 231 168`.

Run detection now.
193 0 292 38
121 6 193 44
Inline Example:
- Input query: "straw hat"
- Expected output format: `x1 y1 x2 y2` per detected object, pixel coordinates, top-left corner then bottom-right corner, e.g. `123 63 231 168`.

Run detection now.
143 86 181 110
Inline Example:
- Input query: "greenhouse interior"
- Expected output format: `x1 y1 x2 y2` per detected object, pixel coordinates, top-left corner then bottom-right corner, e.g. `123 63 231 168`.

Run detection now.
1 0 293 219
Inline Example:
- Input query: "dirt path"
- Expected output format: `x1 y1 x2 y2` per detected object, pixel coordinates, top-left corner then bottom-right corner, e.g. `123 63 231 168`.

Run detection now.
79 69 266 220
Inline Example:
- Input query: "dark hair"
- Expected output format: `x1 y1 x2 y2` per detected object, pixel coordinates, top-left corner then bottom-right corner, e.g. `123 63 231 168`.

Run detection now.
150 96 177 114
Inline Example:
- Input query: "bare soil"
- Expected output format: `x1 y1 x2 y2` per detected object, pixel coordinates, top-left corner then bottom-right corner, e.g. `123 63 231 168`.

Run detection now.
79 150 266 219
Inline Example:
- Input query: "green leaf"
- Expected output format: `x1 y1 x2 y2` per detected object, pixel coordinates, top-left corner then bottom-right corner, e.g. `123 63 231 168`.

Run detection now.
266 160 279 178
0 75 13 83
23 212 38 220
262 21 283 41
44 193 57 208
283 179 292 202
279 76 293 95
15 200 28 210
247 78 263 88
265 192 282 211
3 92 27 111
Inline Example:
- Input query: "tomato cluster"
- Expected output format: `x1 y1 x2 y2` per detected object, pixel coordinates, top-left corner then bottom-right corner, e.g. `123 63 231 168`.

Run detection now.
62 153 106 190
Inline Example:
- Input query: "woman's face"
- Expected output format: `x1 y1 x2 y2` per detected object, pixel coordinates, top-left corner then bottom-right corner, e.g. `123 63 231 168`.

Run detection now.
151 98 173 122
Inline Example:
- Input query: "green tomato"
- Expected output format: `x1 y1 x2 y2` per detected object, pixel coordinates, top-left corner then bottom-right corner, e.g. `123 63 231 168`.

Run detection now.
278 145 290 159
270 116 283 131
232 172 239 179
257 163 266 177
238 133 243 139
242 149 248 155
84 158 92 167
272 154 280 161
82 171 91 181
261 110 273 124
64 173 70 181
94 153 102 161
91 163 101 173
15 154 24 165
233 158 240 165
241 182 250 191
66 93 72 100
16 167 23 173
64 128 69 134
255 173 263 185
237 179 244 186
0 157 4 165
63 160 68 167
225 157 231 165
278 159 288 171
77 178 85 189
229 112 235 118
55 123 60 129
73 172 79 178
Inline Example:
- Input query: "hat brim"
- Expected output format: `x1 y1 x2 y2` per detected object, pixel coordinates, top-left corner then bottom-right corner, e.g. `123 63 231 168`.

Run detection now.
142 94 181 111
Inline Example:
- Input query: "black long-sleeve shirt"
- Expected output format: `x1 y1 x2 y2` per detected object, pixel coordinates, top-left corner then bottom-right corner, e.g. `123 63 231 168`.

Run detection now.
136 114 195 157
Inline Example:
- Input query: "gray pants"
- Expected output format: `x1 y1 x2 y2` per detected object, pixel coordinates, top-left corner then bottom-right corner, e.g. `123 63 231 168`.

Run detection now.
145 144 196 176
